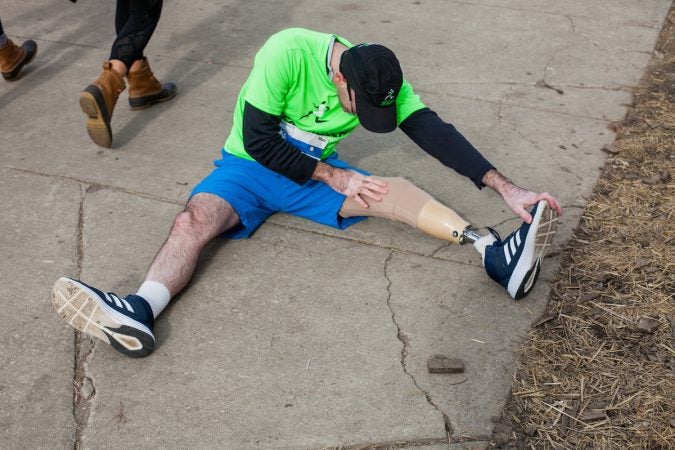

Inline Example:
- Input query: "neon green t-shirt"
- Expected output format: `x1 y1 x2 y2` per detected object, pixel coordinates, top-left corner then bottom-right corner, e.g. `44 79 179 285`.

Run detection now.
224 28 426 161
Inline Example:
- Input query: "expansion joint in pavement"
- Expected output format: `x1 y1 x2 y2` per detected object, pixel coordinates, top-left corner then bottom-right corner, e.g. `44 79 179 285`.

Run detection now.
317 437 449 449
75 184 87 273
73 334 95 449
3 165 183 206
72 184 96 449
383 251 455 443
486 203 581 230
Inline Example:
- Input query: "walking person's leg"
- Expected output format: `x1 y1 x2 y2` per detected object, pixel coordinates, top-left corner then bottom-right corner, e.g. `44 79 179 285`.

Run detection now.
0 17 38 81
80 0 176 147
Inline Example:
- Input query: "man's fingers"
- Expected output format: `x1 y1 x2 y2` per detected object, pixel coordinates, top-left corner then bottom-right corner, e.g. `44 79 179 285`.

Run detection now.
366 183 388 196
353 194 369 208
365 177 388 194
522 212 533 224
369 184 388 195
361 188 384 202
534 192 564 216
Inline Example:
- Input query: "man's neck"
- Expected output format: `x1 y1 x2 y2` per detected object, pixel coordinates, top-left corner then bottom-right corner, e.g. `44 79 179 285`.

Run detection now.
330 42 349 79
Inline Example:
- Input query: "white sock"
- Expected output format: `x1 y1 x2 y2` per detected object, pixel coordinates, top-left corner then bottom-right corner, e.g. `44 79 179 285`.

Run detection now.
473 234 498 265
136 281 171 318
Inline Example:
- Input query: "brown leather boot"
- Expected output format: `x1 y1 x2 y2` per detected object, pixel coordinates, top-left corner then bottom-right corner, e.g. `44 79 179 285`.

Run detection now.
0 38 37 81
127 57 177 110
80 62 126 148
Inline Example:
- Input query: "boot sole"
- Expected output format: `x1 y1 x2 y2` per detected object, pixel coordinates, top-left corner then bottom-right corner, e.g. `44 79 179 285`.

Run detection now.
52 277 155 358
80 85 112 148
129 87 177 110
1 44 37 81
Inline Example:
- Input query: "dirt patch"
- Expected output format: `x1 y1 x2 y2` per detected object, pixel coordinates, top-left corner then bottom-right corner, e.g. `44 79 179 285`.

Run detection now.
492 6 675 450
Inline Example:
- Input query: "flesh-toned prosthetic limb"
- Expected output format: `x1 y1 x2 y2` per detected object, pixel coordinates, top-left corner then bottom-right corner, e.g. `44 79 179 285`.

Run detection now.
339 177 479 245
339 177 559 300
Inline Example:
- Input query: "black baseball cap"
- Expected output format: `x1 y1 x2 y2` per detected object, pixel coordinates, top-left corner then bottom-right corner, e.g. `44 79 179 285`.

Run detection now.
339 43 403 133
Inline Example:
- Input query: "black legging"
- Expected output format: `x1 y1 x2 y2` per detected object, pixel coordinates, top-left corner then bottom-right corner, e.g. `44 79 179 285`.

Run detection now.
0 19 5 36
110 0 163 69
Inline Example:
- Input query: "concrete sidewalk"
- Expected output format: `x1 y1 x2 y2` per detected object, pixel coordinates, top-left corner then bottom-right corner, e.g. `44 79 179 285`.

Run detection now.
1 1 670 448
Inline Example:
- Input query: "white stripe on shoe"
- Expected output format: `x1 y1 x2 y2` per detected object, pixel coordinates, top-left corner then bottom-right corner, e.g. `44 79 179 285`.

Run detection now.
110 293 123 309
509 236 517 256
120 297 135 314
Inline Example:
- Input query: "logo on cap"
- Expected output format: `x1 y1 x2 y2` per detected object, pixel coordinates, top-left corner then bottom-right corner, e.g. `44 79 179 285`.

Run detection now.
380 89 397 107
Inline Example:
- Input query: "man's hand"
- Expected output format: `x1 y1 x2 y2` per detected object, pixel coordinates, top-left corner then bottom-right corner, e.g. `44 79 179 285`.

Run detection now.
482 169 563 223
312 162 388 208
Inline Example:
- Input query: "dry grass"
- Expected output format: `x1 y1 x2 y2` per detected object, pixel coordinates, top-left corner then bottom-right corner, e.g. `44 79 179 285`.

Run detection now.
496 6 675 450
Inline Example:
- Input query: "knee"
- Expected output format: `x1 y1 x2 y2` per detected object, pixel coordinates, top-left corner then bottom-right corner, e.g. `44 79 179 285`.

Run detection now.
170 195 238 242
171 210 198 235
171 208 214 243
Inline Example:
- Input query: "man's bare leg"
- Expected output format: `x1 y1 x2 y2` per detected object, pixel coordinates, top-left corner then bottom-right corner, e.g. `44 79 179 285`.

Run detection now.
145 193 240 297
51 193 240 357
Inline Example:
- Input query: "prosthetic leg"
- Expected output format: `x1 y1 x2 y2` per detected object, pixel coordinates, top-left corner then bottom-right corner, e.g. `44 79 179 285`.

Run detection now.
339 177 480 245
339 177 559 300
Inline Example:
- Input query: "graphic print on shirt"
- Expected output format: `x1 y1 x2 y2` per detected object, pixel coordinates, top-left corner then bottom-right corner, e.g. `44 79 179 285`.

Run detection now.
300 100 331 123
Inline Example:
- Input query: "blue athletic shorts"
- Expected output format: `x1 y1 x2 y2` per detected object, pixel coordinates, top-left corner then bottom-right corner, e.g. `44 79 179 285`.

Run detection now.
191 149 369 239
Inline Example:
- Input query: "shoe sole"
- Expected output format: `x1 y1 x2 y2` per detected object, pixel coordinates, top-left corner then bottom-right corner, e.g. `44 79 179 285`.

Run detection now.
508 200 558 299
52 277 155 357
80 86 112 148
128 87 177 110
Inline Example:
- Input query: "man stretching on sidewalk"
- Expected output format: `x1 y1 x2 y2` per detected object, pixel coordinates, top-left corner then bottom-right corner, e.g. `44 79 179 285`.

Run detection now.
52 28 562 357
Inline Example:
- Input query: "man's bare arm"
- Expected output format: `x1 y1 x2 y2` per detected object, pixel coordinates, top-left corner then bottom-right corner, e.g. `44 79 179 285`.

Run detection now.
312 162 388 208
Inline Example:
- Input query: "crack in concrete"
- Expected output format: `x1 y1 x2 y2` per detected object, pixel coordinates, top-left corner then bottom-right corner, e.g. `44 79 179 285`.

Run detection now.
73 336 95 450
382 251 454 443
416 80 631 91
450 435 493 444
485 203 583 231
76 184 86 274
316 437 449 450
268 221 464 263
449 0 661 28
3 165 183 207
72 184 96 450
430 241 452 259
414 86 631 124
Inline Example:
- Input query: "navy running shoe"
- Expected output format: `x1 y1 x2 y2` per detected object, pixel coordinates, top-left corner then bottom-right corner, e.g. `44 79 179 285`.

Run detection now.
484 200 558 300
52 277 155 357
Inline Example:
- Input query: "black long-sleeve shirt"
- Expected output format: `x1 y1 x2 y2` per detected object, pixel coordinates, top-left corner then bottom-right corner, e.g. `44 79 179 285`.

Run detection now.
242 101 495 188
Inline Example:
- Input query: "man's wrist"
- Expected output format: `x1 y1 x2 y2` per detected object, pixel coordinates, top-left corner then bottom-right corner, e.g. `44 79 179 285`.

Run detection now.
482 169 514 196
311 161 335 184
